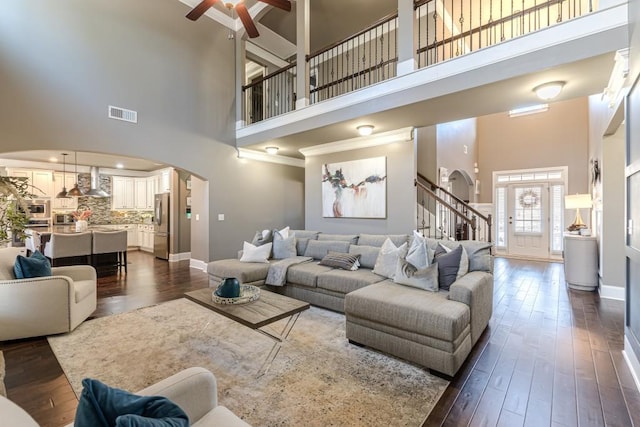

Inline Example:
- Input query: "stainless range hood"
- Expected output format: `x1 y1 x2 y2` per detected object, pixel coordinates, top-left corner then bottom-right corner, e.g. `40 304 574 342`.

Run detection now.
85 166 110 198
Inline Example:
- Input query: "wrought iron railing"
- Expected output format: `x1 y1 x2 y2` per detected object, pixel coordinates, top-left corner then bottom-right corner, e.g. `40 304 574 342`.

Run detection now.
306 13 399 104
416 174 492 242
241 0 595 124
415 0 594 68
242 63 297 125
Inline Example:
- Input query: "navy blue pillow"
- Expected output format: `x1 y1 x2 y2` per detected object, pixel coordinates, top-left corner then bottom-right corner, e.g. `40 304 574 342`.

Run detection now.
74 378 189 427
14 250 52 279
434 244 462 291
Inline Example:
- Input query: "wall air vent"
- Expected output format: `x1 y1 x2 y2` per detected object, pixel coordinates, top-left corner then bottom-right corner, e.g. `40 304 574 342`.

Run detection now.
108 105 138 123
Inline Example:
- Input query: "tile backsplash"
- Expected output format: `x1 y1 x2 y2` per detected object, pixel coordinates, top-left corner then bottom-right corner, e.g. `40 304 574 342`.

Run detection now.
53 173 153 225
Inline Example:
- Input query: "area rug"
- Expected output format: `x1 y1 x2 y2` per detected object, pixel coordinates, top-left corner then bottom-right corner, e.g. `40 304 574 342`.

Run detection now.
0 350 5 397
48 298 448 426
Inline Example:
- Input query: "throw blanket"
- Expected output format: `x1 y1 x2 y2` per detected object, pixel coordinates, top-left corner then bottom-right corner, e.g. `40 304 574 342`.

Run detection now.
265 256 312 286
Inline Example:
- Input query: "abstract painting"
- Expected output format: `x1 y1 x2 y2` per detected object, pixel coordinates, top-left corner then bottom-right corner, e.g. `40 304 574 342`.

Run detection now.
322 157 387 218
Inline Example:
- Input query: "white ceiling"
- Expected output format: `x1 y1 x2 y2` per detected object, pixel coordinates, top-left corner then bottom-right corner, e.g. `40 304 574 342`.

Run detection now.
0 151 165 172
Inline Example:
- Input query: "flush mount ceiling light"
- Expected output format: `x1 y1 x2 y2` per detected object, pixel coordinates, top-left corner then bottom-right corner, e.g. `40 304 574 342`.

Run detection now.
265 146 279 155
533 81 565 101
357 125 374 136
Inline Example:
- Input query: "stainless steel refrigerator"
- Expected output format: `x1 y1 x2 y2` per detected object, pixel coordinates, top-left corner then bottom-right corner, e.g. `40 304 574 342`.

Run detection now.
154 193 170 260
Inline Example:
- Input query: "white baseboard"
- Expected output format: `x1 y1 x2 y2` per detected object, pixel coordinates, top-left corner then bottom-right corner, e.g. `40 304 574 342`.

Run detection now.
624 336 640 392
168 252 191 262
598 279 626 301
189 258 207 271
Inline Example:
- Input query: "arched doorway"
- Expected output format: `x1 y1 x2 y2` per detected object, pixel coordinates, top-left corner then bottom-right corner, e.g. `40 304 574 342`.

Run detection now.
448 169 474 203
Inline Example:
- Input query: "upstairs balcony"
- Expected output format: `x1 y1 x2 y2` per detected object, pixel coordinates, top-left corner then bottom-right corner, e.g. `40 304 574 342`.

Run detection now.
236 0 627 151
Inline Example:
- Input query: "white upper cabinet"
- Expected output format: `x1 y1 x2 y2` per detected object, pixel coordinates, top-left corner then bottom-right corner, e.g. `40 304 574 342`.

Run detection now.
134 178 148 210
7 168 53 198
51 172 78 210
112 176 135 210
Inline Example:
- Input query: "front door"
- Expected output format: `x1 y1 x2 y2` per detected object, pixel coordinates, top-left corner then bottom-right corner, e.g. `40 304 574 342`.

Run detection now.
507 183 549 258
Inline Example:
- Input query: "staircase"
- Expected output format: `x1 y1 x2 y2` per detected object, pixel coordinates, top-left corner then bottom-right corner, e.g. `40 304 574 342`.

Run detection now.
415 173 492 243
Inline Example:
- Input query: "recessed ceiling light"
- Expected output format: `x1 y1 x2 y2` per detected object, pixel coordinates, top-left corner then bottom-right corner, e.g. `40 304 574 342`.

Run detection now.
357 125 374 136
49 156 58 162
116 163 124 169
265 146 279 155
533 81 565 101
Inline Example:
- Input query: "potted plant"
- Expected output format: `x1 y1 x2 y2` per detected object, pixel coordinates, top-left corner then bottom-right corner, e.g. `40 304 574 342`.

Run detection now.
0 177 32 247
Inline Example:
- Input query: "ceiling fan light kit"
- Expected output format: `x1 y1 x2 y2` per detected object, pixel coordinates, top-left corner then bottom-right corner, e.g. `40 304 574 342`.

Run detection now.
186 0 291 39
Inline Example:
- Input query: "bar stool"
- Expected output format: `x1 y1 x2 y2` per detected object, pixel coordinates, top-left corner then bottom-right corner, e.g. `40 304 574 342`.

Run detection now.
43 232 93 266
92 230 128 273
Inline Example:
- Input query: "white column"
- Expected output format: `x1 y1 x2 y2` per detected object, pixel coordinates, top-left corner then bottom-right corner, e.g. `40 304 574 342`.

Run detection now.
397 0 416 76
295 0 310 109
235 37 246 129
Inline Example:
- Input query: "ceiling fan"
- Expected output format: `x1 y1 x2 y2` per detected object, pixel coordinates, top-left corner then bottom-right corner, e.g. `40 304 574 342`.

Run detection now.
186 0 291 39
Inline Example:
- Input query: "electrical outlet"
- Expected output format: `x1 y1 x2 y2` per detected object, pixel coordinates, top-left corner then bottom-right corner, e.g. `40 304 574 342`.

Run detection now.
218 214 225 221
195 214 200 221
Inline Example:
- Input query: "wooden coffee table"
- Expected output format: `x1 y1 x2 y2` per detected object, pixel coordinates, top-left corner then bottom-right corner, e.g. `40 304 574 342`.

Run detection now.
184 288 310 376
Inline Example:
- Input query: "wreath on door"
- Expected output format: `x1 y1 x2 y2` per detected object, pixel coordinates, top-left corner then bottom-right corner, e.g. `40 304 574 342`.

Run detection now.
518 189 540 208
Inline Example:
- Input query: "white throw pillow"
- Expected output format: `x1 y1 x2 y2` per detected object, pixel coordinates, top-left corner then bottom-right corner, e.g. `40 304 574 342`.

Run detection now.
239 241 272 263
275 226 290 239
406 231 432 269
372 238 408 279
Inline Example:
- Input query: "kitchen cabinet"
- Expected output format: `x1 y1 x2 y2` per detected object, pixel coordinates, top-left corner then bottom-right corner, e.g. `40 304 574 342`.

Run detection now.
51 173 78 210
146 176 156 209
138 224 154 252
112 177 135 209
134 178 148 210
7 168 53 198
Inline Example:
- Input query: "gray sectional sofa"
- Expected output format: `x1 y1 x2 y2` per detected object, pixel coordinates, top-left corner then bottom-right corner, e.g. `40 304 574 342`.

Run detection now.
206 230 493 377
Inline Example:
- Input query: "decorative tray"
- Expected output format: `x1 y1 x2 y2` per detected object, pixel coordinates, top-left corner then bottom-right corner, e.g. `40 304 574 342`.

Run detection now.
212 284 260 305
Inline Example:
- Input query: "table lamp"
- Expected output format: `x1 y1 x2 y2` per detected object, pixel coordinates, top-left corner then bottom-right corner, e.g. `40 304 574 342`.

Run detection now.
565 193 592 231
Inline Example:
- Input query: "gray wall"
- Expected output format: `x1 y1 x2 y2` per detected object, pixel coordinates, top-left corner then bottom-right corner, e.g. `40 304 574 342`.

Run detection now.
305 140 415 234
477 97 590 203
416 126 437 182
436 118 478 200
0 0 305 261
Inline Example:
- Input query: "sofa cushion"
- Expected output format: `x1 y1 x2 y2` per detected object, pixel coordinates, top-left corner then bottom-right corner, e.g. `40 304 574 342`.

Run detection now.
74 280 95 303
319 252 361 271
303 240 350 260
317 269 385 294
290 230 320 240
394 258 439 292
0 248 24 280
345 281 470 342
372 239 408 279
287 262 335 288
348 245 380 269
317 234 359 244
14 251 52 279
193 406 251 427
207 259 271 284
357 234 408 248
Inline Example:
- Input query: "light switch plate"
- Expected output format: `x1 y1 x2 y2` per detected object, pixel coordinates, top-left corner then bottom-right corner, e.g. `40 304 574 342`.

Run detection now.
218 214 225 221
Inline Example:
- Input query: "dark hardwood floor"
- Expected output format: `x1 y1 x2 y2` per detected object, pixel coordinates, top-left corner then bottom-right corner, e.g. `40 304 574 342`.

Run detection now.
1 253 638 426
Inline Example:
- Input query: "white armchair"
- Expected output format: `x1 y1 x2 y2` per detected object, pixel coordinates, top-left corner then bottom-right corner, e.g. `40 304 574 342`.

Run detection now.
0 247 97 341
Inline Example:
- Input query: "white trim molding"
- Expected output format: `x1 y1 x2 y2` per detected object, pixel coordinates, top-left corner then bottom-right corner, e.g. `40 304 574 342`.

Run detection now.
237 148 305 168
168 252 191 262
598 280 626 301
299 127 414 157
624 336 640 392
189 258 208 271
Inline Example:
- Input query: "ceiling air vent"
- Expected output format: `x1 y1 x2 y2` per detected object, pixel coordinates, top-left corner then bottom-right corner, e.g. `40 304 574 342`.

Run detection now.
108 105 137 123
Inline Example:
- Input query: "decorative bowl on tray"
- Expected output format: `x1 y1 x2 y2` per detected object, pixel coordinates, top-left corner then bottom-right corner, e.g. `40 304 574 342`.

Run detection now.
212 284 260 305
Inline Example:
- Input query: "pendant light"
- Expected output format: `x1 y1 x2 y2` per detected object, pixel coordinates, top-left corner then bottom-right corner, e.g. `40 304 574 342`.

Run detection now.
55 153 70 198
67 151 84 197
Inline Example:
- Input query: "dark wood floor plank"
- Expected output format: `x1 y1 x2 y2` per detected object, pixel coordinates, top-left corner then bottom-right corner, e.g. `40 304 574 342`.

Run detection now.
3 255 639 427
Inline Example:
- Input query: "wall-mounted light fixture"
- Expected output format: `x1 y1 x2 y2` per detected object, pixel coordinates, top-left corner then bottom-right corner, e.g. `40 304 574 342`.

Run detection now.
533 81 565 101
265 146 279 155
357 125 374 136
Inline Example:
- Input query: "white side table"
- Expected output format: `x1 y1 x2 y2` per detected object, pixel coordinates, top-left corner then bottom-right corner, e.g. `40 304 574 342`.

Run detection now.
563 234 598 291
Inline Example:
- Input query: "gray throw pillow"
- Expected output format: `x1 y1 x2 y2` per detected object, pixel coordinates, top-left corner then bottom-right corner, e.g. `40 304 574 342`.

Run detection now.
435 244 463 290
394 258 439 292
319 252 361 271
273 235 297 259
251 230 273 246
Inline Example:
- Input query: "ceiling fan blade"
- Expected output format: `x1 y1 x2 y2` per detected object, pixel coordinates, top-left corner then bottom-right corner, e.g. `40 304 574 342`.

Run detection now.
186 0 219 21
259 0 292 12
236 3 260 38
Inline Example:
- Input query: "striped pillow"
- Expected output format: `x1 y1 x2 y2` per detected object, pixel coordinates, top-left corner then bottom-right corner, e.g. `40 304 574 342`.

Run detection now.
319 252 361 271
